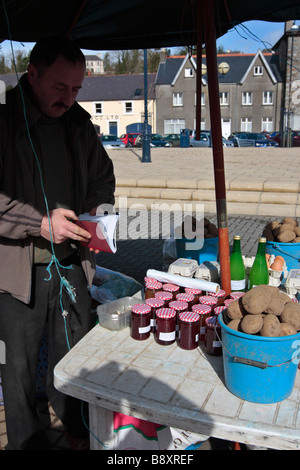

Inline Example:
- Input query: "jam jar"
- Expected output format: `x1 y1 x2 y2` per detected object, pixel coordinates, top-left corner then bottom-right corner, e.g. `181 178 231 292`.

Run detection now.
191 304 212 341
131 303 151 340
178 311 200 350
176 293 194 310
184 287 202 304
229 291 245 300
144 278 163 300
155 308 176 345
169 300 188 328
145 297 164 332
154 291 173 307
199 295 218 309
211 289 226 306
162 283 180 300
213 305 227 316
205 315 222 356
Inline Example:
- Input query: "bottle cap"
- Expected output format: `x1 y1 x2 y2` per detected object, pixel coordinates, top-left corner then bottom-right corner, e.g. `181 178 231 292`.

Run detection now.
234 235 241 240
259 237 267 243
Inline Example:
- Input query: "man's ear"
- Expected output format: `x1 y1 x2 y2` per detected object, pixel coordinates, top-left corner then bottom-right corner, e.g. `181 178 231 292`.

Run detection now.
27 63 37 85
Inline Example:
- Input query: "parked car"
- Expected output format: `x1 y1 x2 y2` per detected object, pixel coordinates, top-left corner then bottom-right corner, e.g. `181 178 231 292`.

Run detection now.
135 134 170 147
190 130 234 147
268 131 300 147
100 134 126 149
228 132 279 147
163 133 181 147
119 133 141 147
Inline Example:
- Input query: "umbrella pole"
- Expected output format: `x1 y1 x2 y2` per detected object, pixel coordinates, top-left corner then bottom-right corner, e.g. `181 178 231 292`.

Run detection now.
201 0 231 295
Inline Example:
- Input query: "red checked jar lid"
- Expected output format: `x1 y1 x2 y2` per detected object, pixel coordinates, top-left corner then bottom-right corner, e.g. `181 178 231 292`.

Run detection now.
145 298 164 308
179 311 200 323
163 283 180 292
191 304 212 315
212 289 226 298
184 288 202 295
214 305 227 315
169 300 188 312
156 308 176 319
224 298 236 307
155 291 173 301
145 279 162 289
131 304 151 314
176 293 194 303
229 291 245 299
199 296 218 306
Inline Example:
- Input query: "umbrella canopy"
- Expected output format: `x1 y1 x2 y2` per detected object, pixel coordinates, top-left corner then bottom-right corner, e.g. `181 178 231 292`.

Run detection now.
0 0 299 294
0 0 300 50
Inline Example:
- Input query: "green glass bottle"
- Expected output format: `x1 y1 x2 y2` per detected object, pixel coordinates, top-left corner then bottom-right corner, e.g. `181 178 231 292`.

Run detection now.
230 235 246 292
248 237 269 290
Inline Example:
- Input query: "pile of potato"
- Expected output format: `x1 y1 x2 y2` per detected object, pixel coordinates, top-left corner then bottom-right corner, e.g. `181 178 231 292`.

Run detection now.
175 216 218 239
223 285 300 337
263 217 300 243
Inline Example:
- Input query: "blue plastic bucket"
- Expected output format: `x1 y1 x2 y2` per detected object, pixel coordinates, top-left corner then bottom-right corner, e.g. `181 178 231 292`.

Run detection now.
266 241 300 271
175 237 219 264
218 313 300 403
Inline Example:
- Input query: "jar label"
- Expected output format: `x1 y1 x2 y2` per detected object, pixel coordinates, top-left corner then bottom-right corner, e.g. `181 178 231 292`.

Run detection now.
139 325 151 334
200 326 206 334
195 333 199 342
213 340 221 348
150 319 156 327
231 279 246 290
159 331 176 341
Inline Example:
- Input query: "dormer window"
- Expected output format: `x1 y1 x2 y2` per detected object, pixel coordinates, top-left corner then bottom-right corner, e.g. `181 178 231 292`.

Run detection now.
254 66 263 76
184 68 194 78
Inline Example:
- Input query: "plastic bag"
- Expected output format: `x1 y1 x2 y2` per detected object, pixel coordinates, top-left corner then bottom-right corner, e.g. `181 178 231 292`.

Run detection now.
91 266 143 304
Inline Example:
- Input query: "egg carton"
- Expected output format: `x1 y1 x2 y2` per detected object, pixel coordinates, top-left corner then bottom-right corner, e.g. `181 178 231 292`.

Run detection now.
168 258 198 277
285 269 300 296
194 261 220 283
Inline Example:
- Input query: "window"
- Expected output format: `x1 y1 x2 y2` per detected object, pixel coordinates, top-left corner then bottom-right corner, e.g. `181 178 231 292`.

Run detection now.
173 93 183 106
261 118 273 132
242 92 253 106
241 118 252 132
94 102 102 114
194 93 205 105
185 68 194 78
124 102 133 113
262 91 273 105
254 66 263 75
219 92 229 105
164 119 185 134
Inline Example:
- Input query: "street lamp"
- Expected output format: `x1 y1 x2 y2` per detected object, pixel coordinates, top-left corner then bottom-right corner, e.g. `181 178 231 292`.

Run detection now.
142 49 151 163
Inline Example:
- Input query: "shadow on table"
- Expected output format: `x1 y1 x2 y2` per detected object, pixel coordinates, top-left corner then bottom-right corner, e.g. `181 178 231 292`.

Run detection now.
73 359 224 451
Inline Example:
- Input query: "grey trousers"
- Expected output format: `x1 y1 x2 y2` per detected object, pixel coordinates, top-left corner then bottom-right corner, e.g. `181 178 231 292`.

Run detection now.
0 252 92 449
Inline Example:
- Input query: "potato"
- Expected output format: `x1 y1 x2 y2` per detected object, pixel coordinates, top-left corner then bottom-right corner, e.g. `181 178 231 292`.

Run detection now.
293 237 300 243
278 291 293 304
227 318 241 331
241 285 278 315
273 223 295 236
279 323 297 336
294 227 300 237
259 314 281 337
206 223 218 238
264 295 286 316
240 314 264 334
281 217 298 227
227 297 246 320
277 230 296 243
265 221 281 231
281 302 300 331
262 228 274 241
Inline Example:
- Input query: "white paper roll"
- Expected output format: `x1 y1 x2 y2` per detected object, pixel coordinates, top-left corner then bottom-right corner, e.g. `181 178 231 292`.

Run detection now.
146 269 220 294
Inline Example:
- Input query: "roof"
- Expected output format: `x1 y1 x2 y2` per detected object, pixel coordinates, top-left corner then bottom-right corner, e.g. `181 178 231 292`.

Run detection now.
85 55 102 61
77 73 156 101
155 52 284 86
0 72 156 102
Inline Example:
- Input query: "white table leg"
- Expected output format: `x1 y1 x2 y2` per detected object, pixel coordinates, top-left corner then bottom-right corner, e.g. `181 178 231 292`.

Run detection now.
88 404 114 450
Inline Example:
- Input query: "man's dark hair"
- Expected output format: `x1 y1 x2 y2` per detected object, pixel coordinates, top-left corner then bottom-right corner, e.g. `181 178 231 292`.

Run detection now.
29 35 86 72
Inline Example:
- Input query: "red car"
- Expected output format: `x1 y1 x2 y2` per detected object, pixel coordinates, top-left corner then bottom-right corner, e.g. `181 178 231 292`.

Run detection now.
269 131 300 147
119 133 141 147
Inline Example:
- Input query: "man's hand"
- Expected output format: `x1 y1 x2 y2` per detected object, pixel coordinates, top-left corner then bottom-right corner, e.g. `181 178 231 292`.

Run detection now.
41 208 92 244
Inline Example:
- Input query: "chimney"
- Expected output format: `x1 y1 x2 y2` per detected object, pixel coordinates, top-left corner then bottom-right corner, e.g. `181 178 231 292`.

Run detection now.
160 48 167 63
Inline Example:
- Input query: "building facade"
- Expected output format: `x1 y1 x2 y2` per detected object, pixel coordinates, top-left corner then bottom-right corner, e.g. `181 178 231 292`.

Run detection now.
155 50 284 138
85 54 104 75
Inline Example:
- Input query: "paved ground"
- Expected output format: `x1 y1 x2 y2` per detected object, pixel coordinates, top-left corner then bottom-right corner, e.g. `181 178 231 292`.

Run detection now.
0 145 299 450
